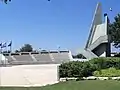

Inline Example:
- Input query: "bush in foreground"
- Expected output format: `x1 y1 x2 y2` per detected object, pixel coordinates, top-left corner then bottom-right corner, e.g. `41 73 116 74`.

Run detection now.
59 57 120 78
59 61 93 78
89 57 120 70
93 67 120 77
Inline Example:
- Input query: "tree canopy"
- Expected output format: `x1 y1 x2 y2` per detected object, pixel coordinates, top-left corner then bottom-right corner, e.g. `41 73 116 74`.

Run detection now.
19 44 33 52
109 14 120 48
2 0 11 4
72 54 86 59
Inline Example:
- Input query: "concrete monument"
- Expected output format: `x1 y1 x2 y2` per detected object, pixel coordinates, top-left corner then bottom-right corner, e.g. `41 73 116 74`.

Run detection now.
80 3 111 59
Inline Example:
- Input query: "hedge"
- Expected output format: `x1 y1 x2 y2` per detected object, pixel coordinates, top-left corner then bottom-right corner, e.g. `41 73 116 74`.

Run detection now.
89 57 120 70
93 67 120 77
59 61 93 78
59 57 120 78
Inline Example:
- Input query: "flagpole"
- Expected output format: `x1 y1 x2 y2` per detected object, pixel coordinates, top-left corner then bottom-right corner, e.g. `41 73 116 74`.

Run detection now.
10 45 12 53
9 41 12 53
1 46 2 54
0 43 2 54
6 44 7 53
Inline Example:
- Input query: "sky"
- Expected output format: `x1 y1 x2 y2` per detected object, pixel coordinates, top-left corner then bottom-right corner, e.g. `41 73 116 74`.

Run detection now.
0 0 119 54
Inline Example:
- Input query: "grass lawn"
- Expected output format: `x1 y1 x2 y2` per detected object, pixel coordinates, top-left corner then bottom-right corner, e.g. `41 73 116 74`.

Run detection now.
1 80 120 90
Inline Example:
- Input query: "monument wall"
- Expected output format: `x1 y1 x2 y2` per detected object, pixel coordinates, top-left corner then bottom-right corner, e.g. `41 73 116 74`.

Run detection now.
0 64 59 86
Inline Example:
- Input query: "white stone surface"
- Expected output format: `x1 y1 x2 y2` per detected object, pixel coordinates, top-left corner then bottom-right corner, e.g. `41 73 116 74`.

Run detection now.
92 24 106 44
0 64 59 86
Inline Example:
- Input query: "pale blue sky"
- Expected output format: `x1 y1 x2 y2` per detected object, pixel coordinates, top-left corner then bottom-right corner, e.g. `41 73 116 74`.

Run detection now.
0 0 119 53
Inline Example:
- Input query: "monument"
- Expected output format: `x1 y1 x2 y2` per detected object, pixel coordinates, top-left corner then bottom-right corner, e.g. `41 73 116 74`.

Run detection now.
80 3 111 59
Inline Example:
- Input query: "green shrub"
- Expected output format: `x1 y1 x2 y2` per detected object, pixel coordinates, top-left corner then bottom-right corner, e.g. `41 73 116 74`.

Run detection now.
59 57 120 78
59 61 93 78
93 67 120 77
89 57 120 70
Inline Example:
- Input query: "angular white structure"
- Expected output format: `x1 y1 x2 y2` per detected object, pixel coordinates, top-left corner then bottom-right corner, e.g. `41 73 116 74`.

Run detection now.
80 3 111 59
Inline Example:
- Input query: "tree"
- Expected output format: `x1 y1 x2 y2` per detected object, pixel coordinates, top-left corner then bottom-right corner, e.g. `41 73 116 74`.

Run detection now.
15 50 19 53
19 44 33 52
109 14 120 48
72 54 86 59
41 50 47 52
2 0 11 4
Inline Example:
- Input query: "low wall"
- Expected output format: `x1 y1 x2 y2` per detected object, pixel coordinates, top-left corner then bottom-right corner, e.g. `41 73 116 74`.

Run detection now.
72 59 89 61
0 64 60 87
